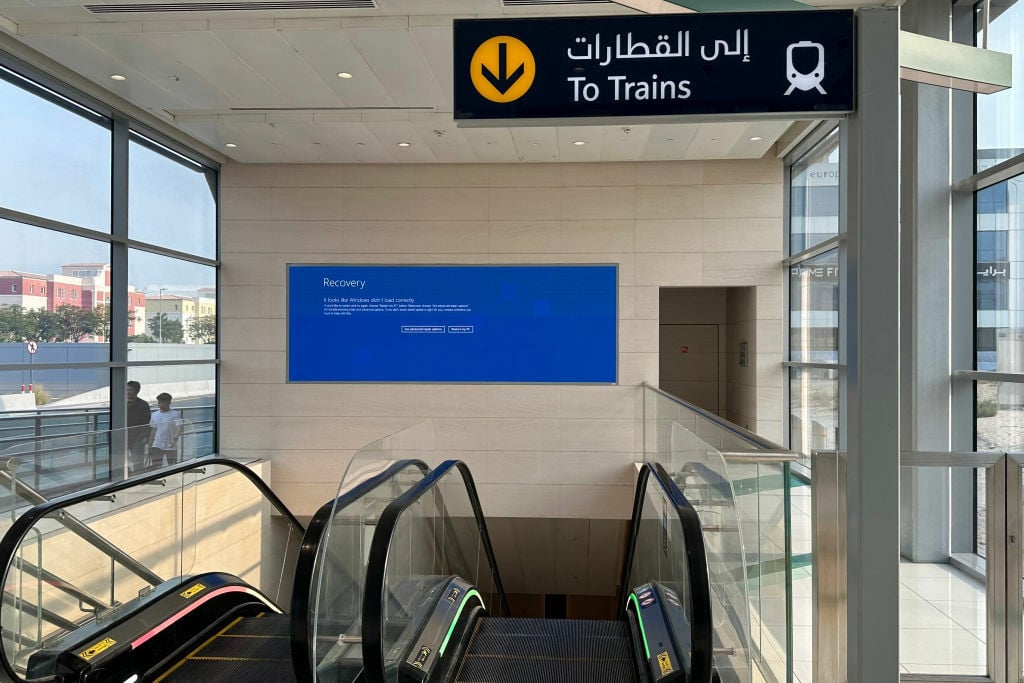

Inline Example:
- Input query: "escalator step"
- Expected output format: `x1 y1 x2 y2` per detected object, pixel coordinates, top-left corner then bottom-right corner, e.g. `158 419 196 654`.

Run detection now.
455 618 639 683
158 614 296 682
163 657 297 681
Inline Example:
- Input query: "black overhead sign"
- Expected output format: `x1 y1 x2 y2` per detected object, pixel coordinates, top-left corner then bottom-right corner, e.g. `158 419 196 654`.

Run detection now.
453 10 855 122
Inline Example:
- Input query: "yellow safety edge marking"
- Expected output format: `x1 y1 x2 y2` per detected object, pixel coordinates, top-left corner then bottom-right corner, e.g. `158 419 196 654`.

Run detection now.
78 637 116 661
179 583 206 599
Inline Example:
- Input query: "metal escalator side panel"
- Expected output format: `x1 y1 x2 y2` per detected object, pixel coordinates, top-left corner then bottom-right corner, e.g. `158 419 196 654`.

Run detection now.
26 572 280 683
626 583 688 683
396 577 483 682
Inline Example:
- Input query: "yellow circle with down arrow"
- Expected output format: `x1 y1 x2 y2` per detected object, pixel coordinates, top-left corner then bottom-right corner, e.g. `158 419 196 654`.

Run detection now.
470 36 536 103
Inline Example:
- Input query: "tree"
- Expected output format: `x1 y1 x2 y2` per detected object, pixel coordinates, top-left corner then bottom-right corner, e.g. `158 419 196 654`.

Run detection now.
0 306 36 342
29 309 60 342
148 314 183 343
53 305 101 342
186 315 216 344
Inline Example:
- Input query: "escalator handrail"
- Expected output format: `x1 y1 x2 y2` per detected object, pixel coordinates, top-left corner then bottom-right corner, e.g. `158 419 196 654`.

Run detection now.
289 458 431 683
618 461 714 683
362 459 509 683
0 456 304 683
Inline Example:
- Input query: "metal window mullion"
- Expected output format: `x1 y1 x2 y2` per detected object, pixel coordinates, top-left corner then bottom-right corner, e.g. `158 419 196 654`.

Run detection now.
110 116 129 482
0 207 122 244
989 456 1009 683
784 234 846 267
955 370 1024 383
1005 455 1023 682
786 120 842 169
125 239 219 269
953 152 1024 192
127 122 220 173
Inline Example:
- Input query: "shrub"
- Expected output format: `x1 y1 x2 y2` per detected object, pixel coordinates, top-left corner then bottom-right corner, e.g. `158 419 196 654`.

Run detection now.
33 384 50 406
977 399 998 418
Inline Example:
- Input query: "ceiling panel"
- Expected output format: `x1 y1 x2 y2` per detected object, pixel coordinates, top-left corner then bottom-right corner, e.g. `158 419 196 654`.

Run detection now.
84 32 230 108
411 117 478 162
21 33 198 111
2 1 819 163
556 126 604 162
278 27 396 107
347 27 446 109
461 126 518 163
600 124 650 161
212 29 343 107
684 121 749 159
510 126 558 162
641 123 699 160
410 24 453 105
144 30 282 107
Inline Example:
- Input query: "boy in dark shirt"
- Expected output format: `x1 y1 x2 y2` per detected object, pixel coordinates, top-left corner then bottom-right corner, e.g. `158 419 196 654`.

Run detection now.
126 381 151 473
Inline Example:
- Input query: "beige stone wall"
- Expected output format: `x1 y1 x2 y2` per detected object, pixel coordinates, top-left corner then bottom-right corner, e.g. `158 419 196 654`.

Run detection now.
220 159 784 520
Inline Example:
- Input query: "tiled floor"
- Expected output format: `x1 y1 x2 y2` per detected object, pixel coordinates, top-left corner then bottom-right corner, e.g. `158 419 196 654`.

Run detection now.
782 482 988 682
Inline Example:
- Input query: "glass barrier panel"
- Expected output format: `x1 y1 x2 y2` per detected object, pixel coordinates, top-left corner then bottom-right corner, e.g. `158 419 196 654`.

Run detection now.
310 462 427 682
671 422 752 683
340 421 434 492
178 463 303 608
900 465 988 678
0 428 121 505
1 473 187 677
0 459 286 680
728 459 797 683
379 466 500 683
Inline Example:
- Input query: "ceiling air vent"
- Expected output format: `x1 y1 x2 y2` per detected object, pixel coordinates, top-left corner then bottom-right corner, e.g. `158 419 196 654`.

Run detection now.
85 0 374 13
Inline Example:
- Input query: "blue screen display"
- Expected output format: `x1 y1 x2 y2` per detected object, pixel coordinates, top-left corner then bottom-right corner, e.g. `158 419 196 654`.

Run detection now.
287 264 617 383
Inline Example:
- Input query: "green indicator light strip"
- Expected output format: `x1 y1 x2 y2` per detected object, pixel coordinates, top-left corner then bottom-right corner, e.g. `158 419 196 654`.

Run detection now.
439 589 482 657
628 593 652 661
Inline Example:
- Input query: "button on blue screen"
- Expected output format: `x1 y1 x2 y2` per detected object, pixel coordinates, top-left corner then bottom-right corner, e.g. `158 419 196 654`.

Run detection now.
288 265 617 383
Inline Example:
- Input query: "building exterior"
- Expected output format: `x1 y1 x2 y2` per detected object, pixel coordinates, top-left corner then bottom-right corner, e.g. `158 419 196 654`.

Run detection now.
0 270 47 310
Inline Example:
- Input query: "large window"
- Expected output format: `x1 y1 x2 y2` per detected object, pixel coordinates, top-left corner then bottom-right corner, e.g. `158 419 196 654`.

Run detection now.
0 58 219 493
786 125 842 463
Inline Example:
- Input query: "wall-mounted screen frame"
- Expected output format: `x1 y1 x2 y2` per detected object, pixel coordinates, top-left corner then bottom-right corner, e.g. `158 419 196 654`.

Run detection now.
287 264 618 384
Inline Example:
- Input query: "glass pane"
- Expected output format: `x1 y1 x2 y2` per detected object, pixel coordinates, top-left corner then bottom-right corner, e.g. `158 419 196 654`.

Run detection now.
789 127 839 255
900 466 987 677
0 70 111 232
0 222 110 417
977 1 1024 171
377 468 500 683
310 462 426 682
669 423 752 682
790 250 839 363
975 174 1024 373
124 363 216 466
127 249 216 358
129 134 217 258
789 367 839 459
0 459 296 679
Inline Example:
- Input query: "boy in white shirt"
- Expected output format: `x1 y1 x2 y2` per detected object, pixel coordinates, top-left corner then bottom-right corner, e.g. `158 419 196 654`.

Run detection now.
149 392 182 469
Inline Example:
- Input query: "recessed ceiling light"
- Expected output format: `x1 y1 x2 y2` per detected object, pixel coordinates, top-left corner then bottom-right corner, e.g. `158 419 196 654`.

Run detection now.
225 143 238 149
397 142 411 148
337 72 353 79
573 140 586 146
110 74 126 81
750 136 764 141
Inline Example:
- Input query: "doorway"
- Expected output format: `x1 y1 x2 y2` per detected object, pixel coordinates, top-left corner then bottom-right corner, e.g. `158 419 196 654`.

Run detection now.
659 287 757 428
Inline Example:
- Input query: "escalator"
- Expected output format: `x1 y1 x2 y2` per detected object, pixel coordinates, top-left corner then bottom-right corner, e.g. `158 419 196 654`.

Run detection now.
357 460 717 683
0 456 429 683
